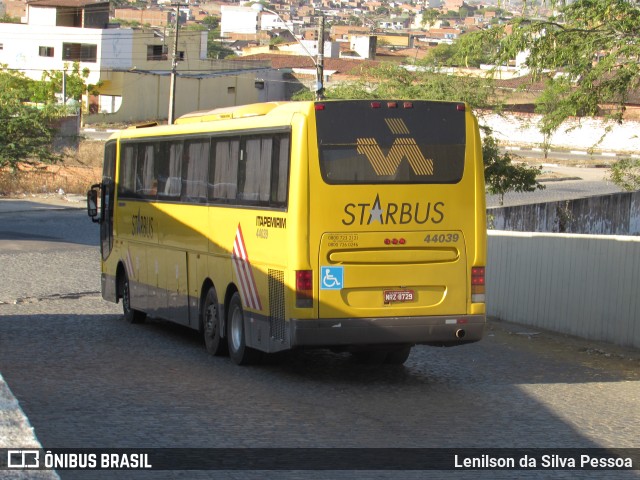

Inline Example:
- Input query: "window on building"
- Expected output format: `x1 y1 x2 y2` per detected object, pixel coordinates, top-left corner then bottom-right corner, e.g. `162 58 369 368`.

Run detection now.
39 46 55 57
62 43 97 62
147 45 168 61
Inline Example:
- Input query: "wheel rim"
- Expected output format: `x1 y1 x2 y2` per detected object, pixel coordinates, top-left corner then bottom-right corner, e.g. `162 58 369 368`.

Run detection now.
205 302 216 336
123 279 131 313
230 306 243 351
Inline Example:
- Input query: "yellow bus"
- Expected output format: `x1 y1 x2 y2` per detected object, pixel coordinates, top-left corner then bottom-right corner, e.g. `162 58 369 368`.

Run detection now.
88 100 486 365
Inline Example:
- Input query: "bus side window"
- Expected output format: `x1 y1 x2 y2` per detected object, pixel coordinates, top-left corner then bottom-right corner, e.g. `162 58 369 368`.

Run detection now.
135 144 156 197
119 144 137 197
163 141 183 198
209 139 239 202
271 134 290 207
238 136 271 204
155 141 170 198
182 139 209 203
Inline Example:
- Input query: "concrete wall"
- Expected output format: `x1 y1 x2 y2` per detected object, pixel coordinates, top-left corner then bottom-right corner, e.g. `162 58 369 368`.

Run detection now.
480 111 640 154
487 231 640 349
489 191 640 235
84 69 285 124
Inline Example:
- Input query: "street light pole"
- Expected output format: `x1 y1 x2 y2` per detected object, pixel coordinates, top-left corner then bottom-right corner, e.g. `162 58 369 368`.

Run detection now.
315 13 325 100
168 4 181 124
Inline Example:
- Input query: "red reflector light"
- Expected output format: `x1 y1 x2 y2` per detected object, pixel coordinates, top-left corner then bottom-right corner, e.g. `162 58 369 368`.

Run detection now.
471 267 485 285
456 103 466 111
296 270 313 291
296 270 313 308
384 238 406 246
315 104 325 111
387 102 398 108
371 101 382 108
403 102 413 109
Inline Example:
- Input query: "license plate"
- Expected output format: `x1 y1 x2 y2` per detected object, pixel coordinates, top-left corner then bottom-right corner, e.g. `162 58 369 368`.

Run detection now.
384 289 415 303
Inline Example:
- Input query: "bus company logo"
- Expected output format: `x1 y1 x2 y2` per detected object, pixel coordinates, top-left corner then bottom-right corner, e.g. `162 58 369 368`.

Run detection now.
356 118 434 177
131 208 154 238
342 194 445 226
7 450 40 469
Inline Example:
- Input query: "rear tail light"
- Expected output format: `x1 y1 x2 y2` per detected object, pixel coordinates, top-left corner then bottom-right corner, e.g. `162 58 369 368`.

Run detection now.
403 102 413 109
296 270 313 308
471 267 485 303
371 101 382 108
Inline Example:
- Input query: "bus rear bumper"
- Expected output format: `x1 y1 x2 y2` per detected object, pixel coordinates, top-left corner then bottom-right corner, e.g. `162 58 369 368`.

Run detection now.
289 315 485 348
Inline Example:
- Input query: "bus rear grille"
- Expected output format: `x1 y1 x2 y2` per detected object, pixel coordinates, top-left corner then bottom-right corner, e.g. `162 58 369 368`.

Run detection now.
268 269 286 342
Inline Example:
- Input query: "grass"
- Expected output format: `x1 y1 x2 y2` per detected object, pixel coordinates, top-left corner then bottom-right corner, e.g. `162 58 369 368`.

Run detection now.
0 141 103 196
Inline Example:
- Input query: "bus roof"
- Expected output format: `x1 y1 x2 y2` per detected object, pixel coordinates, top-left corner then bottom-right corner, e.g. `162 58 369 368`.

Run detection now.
174 102 289 124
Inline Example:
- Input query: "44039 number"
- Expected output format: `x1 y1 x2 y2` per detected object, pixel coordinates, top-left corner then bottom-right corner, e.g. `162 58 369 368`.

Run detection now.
424 232 459 243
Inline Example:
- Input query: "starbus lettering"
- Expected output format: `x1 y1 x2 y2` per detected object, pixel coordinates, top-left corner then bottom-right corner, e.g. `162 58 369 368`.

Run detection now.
341 194 445 226
132 209 154 238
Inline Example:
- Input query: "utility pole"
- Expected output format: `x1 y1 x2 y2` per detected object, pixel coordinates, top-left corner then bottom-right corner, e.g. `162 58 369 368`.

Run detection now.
168 4 181 124
61 67 67 105
315 13 325 101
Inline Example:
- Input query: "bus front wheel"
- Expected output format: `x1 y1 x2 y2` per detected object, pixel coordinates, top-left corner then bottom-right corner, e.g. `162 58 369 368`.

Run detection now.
202 287 228 356
227 292 261 365
120 272 145 324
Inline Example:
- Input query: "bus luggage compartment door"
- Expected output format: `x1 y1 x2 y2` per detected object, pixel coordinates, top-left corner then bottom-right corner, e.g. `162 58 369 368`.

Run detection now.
317 231 467 319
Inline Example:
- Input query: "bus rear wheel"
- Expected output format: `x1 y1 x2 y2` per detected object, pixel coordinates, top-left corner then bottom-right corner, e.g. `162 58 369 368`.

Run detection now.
120 271 145 324
227 292 261 365
202 287 228 356
385 345 412 365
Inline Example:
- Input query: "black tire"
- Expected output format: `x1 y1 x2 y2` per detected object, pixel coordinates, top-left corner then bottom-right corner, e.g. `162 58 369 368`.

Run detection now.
202 286 228 356
227 292 261 365
351 349 388 365
384 345 412 365
121 271 145 324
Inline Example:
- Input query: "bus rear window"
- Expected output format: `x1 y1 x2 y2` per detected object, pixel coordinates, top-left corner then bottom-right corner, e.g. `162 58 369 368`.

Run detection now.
316 101 466 185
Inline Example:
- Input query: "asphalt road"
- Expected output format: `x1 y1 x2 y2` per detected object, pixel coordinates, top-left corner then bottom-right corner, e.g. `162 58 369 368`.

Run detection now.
1 201 639 479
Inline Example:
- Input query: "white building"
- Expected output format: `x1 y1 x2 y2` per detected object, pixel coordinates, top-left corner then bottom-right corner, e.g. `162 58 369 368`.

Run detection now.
0 0 282 123
220 5 259 37
260 12 295 33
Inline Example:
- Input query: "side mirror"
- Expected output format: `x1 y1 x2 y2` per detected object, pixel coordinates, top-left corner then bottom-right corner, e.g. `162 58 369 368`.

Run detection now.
87 184 100 223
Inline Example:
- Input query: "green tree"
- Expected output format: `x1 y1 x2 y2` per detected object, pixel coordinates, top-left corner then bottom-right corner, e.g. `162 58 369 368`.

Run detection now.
482 131 544 205
420 32 492 68
34 62 101 106
0 68 64 170
420 8 439 29
201 15 219 30
469 0 640 128
303 63 499 110
609 158 640 192
533 76 575 158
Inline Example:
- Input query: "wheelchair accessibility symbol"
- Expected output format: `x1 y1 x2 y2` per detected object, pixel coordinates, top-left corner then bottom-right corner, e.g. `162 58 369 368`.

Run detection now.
321 266 344 290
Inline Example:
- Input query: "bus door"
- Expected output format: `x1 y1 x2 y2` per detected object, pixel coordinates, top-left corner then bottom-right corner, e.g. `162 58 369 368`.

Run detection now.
313 100 470 320
100 141 117 261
